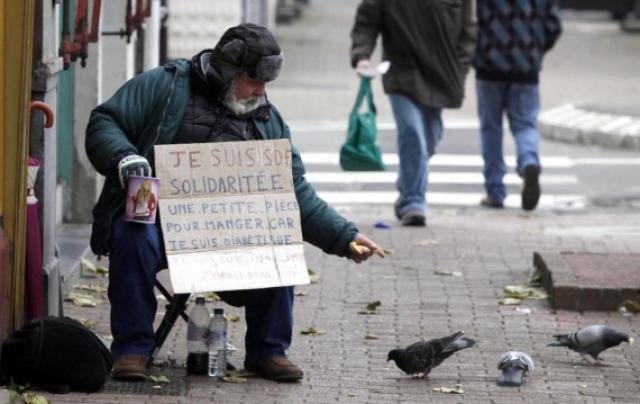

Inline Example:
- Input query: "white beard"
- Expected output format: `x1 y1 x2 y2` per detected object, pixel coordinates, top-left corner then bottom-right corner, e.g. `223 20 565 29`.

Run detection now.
222 79 266 115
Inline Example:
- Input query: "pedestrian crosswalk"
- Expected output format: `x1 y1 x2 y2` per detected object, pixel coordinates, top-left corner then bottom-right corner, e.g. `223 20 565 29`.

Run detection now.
300 152 587 210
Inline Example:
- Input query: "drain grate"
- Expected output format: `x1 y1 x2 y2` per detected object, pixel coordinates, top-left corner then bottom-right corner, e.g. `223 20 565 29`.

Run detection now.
100 366 187 396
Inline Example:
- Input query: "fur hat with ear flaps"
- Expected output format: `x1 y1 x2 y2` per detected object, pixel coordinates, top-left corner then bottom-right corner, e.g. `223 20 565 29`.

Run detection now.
205 23 283 94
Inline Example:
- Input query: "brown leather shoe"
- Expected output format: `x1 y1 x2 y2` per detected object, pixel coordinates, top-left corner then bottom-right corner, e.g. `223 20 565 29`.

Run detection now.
245 356 303 382
111 354 147 381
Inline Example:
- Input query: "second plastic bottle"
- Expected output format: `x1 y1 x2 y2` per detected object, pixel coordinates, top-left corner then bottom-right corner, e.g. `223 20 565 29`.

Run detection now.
208 308 227 379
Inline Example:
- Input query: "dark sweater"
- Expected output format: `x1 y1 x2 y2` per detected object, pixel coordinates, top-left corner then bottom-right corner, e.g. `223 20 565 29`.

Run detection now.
473 0 562 84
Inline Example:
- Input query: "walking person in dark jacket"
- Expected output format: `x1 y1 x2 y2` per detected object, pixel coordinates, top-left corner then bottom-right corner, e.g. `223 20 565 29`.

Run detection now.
474 0 562 210
350 0 476 226
85 23 384 382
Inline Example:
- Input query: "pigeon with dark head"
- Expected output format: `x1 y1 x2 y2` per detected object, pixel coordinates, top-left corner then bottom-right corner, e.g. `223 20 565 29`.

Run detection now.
548 325 633 364
387 331 476 378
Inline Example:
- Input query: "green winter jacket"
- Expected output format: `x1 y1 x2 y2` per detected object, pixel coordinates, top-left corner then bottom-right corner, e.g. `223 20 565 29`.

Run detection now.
85 58 358 257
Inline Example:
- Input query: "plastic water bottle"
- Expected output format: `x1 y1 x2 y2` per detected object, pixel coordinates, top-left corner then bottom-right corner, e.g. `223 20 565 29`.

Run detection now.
186 297 210 375
208 308 227 379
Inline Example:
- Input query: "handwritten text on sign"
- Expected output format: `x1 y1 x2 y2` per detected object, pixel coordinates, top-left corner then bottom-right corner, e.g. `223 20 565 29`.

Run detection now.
155 140 309 293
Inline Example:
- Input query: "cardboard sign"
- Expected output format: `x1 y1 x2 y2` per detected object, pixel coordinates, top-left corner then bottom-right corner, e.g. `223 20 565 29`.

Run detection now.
154 139 310 293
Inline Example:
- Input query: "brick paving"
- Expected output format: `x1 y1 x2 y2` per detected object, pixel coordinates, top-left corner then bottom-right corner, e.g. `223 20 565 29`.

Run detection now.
42 207 640 403
32 1 640 402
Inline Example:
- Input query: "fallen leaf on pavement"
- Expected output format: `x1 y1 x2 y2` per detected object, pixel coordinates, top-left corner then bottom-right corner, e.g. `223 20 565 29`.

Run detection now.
204 292 221 302
433 384 464 394
382 249 395 255
499 298 523 306
528 266 542 287
623 299 640 313
226 370 254 378
73 284 107 293
300 326 325 336
222 376 247 383
365 332 379 340
359 300 381 314
224 313 240 323
434 270 463 277
149 375 170 384
20 392 49 404
503 285 547 300
82 258 108 276
65 293 103 307
294 290 308 297
73 317 96 329
308 268 320 284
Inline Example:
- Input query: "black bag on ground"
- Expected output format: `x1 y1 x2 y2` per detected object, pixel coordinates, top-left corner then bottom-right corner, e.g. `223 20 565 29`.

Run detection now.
1 316 112 392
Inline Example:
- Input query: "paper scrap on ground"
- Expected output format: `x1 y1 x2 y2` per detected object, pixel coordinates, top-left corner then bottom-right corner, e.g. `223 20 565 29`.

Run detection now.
434 270 463 277
155 140 309 293
433 384 464 394
413 239 439 247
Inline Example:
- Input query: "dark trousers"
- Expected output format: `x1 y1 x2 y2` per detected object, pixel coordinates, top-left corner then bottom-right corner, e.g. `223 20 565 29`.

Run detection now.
108 215 294 361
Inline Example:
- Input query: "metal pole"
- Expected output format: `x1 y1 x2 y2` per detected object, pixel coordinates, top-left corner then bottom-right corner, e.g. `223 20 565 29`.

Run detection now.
143 0 160 71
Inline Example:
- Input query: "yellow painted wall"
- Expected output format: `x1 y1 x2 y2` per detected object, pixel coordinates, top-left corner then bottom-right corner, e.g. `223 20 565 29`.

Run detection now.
1 0 35 333
0 0 5 217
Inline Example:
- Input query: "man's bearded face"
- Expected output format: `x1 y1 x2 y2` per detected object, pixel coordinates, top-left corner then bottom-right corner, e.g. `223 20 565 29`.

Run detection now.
222 74 266 115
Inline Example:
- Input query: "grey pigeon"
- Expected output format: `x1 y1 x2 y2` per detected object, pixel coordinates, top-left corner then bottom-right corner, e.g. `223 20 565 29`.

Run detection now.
497 351 534 387
548 325 633 364
387 331 475 378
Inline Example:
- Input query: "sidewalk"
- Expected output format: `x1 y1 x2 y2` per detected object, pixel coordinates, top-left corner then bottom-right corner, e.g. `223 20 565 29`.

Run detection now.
42 1 640 403
49 207 640 404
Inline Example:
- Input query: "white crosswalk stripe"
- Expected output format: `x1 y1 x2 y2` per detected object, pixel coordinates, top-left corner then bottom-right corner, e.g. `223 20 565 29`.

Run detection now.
301 152 587 210
305 171 578 185
316 191 586 210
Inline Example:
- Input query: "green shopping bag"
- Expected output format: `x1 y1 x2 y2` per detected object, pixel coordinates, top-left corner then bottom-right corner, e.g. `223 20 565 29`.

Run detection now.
339 77 385 171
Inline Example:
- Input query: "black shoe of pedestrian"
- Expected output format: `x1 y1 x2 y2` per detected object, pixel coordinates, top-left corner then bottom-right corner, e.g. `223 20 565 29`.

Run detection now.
480 195 504 209
521 165 541 211
400 210 426 227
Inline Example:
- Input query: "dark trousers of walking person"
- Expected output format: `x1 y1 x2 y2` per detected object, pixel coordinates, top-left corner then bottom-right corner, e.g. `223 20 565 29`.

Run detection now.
476 79 541 205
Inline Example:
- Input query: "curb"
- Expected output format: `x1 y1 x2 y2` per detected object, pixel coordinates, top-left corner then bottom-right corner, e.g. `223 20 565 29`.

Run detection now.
534 251 640 311
538 104 640 151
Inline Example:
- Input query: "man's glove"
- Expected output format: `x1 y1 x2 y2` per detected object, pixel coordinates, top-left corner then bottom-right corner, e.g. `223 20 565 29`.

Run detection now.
117 154 151 189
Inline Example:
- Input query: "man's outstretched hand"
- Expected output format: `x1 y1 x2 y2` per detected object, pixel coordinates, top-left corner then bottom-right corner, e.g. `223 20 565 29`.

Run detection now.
349 233 385 263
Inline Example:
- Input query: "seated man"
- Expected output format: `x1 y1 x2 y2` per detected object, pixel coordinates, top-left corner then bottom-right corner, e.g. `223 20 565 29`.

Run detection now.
85 23 383 383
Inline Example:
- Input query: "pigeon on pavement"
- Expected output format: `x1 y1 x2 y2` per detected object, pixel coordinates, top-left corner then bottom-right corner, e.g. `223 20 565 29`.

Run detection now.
387 331 476 378
497 351 534 387
547 325 633 364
